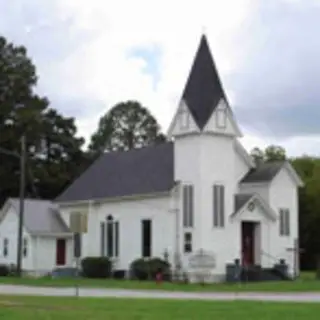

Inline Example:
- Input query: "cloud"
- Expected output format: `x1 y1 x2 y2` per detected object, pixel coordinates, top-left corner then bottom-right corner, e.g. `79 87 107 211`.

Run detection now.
0 0 320 157
226 0 320 138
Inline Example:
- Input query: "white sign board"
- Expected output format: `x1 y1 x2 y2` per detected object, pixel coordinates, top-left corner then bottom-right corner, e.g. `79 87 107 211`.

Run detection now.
189 249 216 270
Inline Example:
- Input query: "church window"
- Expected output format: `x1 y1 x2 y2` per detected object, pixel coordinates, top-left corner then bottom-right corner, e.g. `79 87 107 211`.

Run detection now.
179 108 190 129
141 219 152 257
183 185 194 228
184 232 192 253
3 238 8 257
100 215 119 258
279 209 290 236
216 109 227 129
213 184 225 227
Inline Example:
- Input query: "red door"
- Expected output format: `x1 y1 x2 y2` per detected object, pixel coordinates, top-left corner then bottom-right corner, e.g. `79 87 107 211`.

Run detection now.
241 222 255 266
56 239 66 266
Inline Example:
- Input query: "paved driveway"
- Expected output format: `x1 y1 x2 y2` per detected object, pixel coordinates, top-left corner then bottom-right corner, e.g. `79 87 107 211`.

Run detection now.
1 284 320 302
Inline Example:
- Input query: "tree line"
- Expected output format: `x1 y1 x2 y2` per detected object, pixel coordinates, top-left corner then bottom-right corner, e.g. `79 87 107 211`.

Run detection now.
0 36 319 269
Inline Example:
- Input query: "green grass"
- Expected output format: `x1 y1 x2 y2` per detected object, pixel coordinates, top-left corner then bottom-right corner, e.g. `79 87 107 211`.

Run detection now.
0 295 319 320
0 272 319 292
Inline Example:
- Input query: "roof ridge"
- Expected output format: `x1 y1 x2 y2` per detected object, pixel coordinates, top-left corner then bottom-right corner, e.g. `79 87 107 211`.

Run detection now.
100 141 172 157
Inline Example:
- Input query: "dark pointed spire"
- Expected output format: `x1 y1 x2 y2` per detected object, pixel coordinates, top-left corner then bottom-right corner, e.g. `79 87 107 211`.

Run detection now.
182 34 226 130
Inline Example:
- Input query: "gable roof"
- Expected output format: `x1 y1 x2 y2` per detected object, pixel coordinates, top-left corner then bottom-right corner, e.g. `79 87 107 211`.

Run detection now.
232 193 277 221
240 160 304 186
56 142 175 203
2 198 70 234
181 34 227 130
241 161 285 183
234 193 254 212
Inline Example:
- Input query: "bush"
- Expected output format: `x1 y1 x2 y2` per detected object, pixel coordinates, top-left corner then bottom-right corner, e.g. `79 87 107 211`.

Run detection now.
8 264 17 276
112 269 126 279
0 264 9 277
81 257 112 278
130 257 171 281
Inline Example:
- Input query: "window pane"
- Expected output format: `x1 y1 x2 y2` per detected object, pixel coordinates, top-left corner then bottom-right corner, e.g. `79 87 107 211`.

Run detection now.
180 110 189 128
100 222 105 256
279 209 284 235
216 109 226 128
286 210 290 236
184 232 192 242
220 185 225 227
184 232 192 253
142 220 152 257
115 221 119 257
188 185 194 227
183 186 189 227
107 221 114 257
213 185 218 227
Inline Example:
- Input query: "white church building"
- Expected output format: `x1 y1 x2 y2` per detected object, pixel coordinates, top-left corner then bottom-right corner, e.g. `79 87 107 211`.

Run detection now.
55 35 303 281
0 35 303 281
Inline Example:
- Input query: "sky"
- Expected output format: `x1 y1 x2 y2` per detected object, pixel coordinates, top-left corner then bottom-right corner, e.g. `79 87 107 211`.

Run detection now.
0 0 320 157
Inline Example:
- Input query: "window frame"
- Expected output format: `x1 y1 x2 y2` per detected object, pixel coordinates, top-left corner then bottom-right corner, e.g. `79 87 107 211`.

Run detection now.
3 238 8 257
216 109 227 129
182 184 194 228
179 108 190 129
101 215 120 258
183 232 192 253
141 219 152 258
213 184 225 228
279 208 290 236
22 237 28 258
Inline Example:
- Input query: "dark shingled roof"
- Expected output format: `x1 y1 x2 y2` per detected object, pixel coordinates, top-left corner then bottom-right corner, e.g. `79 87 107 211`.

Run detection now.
241 161 285 184
182 34 227 130
56 142 175 203
234 194 254 212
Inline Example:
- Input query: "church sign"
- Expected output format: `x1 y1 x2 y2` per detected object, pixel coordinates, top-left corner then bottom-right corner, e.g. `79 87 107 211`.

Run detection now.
70 211 88 233
189 249 216 270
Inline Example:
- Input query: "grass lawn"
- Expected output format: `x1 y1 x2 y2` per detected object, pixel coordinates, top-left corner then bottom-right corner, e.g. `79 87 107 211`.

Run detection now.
0 272 319 292
0 295 320 320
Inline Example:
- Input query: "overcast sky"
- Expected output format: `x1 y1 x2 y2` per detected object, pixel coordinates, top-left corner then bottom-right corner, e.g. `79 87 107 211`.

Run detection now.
1 0 320 157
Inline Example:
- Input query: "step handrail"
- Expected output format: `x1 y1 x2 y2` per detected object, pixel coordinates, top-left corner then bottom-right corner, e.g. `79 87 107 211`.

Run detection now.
260 250 279 263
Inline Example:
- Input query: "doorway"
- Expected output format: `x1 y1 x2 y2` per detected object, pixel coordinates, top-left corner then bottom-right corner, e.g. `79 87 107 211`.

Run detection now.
56 239 66 266
241 222 256 266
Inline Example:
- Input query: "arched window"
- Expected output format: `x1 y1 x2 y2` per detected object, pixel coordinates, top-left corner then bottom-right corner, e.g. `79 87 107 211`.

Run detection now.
100 215 119 258
107 215 114 257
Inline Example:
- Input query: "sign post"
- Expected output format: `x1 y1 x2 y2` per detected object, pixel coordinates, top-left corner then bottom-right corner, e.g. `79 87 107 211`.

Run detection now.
70 212 88 297
286 238 304 279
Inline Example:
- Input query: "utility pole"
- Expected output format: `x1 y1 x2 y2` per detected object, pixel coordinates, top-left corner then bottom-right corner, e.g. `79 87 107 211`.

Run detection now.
16 134 26 277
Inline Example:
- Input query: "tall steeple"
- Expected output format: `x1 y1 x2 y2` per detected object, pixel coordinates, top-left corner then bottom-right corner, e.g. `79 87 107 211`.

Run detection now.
181 34 227 130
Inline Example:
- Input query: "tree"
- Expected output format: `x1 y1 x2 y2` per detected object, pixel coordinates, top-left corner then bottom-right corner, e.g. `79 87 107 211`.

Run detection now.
291 156 320 269
0 36 86 206
250 147 265 164
264 145 286 161
30 108 86 199
88 101 166 156
250 145 286 164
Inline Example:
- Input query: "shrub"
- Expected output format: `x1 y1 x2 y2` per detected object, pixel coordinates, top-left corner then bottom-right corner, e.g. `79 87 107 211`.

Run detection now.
0 264 9 277
112 269 126 279
81 257 112 278
130 257 171 281
8 264 17 276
